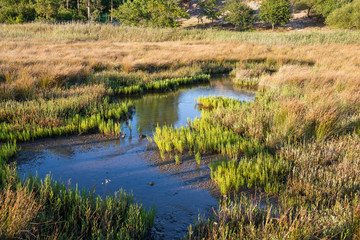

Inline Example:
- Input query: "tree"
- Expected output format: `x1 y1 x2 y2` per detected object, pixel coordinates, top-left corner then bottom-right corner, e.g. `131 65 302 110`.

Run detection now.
222 0 255 30
35 0 60 20
258 0 292 31
198 0 221 24
325 0 360 29
0 0 36 23
113 0 189 27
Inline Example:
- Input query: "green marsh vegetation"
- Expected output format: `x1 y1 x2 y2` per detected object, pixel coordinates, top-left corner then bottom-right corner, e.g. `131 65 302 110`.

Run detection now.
1 22 360 238
0 40 239 240
153 56 360 238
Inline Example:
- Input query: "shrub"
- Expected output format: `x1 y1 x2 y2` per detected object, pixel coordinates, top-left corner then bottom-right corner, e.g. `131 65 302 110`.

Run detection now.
35 0 60 21
222 0 255 30
314 0 351 17
198 0 221 24
325 0 360 29
113 0 189 27
258 0 292 31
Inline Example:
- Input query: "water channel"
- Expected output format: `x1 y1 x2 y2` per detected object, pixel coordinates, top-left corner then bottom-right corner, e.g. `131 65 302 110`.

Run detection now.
16 77 255 239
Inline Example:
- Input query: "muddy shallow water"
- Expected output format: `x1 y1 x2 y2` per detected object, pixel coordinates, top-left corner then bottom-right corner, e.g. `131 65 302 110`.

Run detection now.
16 78 255 239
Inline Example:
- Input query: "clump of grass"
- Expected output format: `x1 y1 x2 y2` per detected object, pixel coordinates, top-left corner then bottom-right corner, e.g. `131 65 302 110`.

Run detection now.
0 141 18 163
0 95 134 142
0 183 42 239
195 152 201 165
153 97 264 162
175 154 181 164
209 153 291 195
0 169 156 239
114 74 210 95
232 78 259 88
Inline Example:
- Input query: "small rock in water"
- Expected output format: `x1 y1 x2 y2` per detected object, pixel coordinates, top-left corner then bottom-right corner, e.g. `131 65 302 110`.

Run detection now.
149 181 154 186
121 134 126 139
139 134 146 139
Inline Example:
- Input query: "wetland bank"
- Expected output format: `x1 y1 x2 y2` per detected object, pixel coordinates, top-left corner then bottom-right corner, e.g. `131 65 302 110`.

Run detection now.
1 24 360 239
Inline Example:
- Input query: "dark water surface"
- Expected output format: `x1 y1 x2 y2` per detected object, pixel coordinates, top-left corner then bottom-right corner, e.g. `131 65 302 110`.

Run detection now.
16 78 255 239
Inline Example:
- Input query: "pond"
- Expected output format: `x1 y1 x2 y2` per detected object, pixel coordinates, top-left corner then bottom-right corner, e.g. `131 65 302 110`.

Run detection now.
16 76 255 239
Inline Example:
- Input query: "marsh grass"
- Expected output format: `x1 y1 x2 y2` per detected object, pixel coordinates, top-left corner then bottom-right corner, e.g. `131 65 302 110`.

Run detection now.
232 78 259 88
209 153 290 195
186 195 360 240
0 142 18 164
2 23 360 45
1 23 360 239
0 182 41 239
0 169 156 239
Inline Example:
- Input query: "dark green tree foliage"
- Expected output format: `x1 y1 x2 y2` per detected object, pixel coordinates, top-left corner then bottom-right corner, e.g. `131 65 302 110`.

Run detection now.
325 0 360 29
222 0 255 30
258 0 292 30
113 0 189 27
35 0 60 20
0 0 36 23
198 0 221 24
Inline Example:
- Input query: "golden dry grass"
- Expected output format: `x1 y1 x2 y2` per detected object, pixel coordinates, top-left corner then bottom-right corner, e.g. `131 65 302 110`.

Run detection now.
0 183 42 239
1 39 359 81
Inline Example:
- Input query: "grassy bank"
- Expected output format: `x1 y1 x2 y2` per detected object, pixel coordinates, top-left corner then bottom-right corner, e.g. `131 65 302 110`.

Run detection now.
1 23 360 45
1 23 360 239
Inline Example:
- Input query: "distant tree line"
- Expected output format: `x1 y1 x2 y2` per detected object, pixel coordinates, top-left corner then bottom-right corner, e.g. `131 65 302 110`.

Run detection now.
0 0 359 29
0 0 119 23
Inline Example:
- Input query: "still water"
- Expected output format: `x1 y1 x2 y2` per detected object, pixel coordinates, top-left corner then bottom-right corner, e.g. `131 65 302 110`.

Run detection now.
16 78 255 239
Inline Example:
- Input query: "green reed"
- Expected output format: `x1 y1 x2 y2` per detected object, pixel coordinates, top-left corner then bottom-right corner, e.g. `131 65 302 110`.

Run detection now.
209 153 291 195
113 74 210 95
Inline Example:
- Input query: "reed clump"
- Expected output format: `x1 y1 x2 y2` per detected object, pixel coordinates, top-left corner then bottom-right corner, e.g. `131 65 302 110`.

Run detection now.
0 141 18 163
0 183 41 239
209 153 290 195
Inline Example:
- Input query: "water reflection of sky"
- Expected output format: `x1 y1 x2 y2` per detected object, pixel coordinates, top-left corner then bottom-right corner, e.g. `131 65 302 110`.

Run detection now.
131 79 254 135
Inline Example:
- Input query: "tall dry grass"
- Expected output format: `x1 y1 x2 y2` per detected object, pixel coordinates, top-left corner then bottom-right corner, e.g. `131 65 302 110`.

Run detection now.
0 183 41 239
1 22 360 45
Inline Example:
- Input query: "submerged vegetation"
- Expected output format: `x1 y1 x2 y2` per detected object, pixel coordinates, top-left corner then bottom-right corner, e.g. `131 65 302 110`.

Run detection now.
1 23 360 238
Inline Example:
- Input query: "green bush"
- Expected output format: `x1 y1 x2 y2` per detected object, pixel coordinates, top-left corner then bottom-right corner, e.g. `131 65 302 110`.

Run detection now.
325 0 360 29
198 0 221 24
258 0 292 31
314 0 351 17
222 0 255 30
35 0 60 21
56 8 73 21
113 0 189 27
